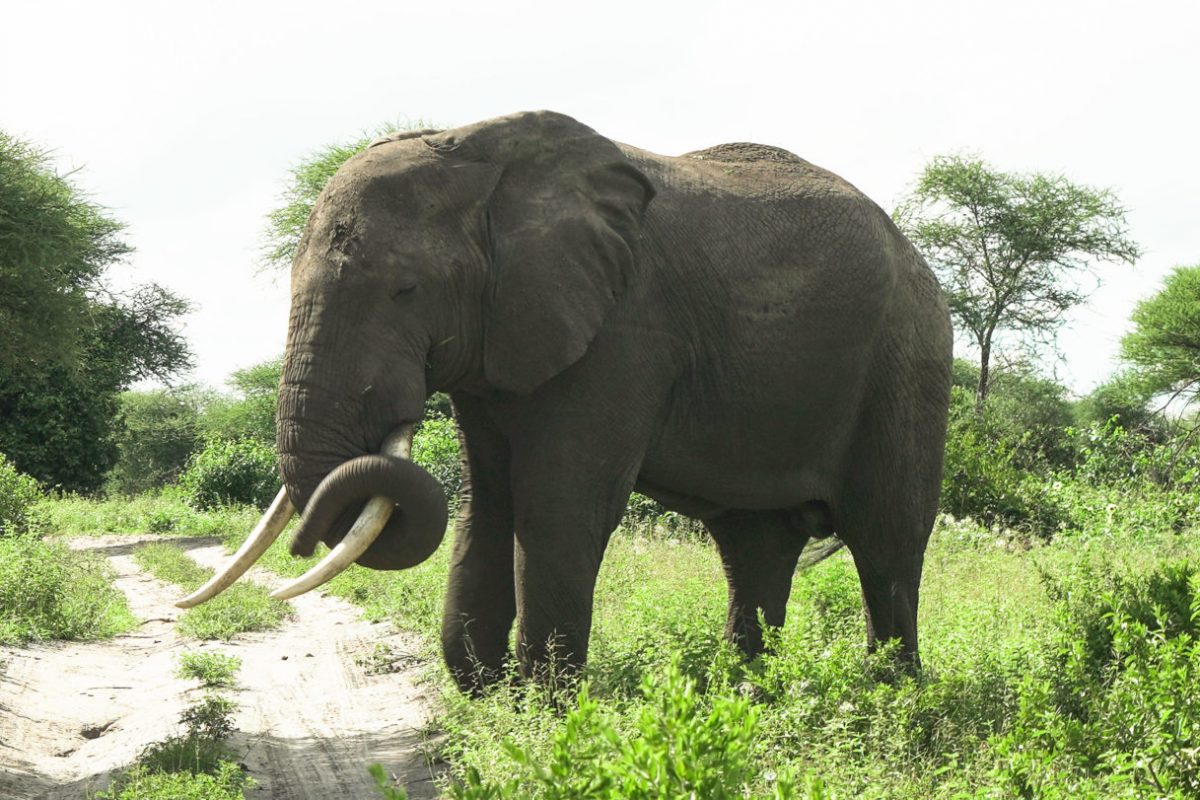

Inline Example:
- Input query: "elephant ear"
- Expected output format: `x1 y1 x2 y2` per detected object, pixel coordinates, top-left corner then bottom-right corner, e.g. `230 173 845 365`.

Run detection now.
423 111 655 395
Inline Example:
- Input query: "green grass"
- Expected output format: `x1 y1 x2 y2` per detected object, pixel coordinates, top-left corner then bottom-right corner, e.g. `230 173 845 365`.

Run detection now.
134 543 291 639
94 695 253 799
219 512 1200 799
0 535 135 644
36 490 261 538
178 651 242 689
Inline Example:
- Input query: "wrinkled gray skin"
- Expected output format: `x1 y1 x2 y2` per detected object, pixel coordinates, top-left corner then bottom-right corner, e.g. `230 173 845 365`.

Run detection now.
278 111 952 693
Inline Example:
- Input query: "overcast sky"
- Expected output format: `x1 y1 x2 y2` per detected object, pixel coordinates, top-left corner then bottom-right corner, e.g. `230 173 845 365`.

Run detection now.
3 0 1197 394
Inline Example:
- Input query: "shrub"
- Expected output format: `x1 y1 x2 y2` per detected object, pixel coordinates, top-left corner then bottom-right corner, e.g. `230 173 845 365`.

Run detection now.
108 388 203 495
0 535 134 643
449 660 792 799
940 387 1068 536
98 696 253 799
413 415 463 508
178 651 242 689
179 438 278 510
0 452 41 536
994 563 1200 797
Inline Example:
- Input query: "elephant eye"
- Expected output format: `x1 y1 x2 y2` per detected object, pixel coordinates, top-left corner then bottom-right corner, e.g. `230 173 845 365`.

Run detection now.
392 284 418 300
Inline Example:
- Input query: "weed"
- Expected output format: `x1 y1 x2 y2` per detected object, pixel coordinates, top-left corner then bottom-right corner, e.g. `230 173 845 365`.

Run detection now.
178 651 242 688
369 763 410 799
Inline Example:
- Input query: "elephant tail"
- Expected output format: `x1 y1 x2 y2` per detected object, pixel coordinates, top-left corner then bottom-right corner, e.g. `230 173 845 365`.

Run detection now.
797 536 846 570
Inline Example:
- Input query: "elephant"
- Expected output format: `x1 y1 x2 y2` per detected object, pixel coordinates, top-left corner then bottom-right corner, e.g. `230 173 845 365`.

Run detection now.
178 110 952 694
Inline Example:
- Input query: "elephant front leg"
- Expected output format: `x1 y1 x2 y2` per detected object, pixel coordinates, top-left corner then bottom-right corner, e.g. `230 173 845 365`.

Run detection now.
441 395 517 695
511 502 613 684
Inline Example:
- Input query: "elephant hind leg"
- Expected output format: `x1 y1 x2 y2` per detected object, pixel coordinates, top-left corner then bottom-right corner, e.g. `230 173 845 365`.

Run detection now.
705 509 808 658
844 540 922 669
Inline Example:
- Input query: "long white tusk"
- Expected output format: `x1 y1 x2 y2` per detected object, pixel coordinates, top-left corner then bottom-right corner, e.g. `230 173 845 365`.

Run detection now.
268 426 413 601
175 486 295 608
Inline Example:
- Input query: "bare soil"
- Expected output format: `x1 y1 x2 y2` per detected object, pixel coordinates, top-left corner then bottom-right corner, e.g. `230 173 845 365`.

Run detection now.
0 535 441 799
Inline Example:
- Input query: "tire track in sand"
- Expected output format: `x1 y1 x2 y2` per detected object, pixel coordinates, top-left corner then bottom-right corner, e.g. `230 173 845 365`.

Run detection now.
0 535 440 799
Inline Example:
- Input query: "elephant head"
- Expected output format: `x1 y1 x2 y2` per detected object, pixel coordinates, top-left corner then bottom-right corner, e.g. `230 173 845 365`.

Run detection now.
177 111 655 606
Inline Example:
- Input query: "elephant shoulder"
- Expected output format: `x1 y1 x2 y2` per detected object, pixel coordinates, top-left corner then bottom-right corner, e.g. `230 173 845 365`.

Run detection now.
681 142 809 166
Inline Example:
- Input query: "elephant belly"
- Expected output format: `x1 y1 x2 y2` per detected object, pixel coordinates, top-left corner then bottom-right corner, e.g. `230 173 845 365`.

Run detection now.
639 386 862 515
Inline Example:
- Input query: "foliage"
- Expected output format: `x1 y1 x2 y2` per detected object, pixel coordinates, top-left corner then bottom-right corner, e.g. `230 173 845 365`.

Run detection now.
34 490 261 538
413 414 463 507
0 131 192 492
0 535 134 643
93 762 251 800
96 696 252 800
940 386 1068 535
108 388 204 495
450 661 790 799
895 153 1139 407
178 651 243 689
0 452 42 536
1121 264 1200 406
200 358 281 445
0 130 129 371
133 542 290 639
262 120 437 271
179 438 278 511
0 285 193 493
1074 371 1162 434
369 763 410 799
993 562 1200 797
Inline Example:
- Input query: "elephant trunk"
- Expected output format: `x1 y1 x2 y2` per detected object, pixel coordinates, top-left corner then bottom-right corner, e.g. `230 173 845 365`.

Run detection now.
289 427 448 569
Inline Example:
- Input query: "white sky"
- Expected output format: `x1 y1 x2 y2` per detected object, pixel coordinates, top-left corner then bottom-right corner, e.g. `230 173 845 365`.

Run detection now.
3 0 1197 395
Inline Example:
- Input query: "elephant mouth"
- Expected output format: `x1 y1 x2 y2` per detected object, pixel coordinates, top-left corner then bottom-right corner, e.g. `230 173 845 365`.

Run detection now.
175 424 448 609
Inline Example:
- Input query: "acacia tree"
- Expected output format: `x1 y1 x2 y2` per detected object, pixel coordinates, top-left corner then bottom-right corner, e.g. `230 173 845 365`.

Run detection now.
262 120 437 271
0 131 192 491
895 154 1140 410
1121 265 1200 406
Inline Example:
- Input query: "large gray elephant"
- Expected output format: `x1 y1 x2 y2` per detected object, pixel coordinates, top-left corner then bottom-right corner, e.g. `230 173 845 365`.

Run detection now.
180 111 952 693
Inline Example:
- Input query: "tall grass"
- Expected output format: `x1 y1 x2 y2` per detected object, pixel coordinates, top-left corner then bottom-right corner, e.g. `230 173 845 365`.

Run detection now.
0 535 135 644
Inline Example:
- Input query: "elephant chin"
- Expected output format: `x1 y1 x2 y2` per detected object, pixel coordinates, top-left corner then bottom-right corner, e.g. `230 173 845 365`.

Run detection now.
289 453 449 571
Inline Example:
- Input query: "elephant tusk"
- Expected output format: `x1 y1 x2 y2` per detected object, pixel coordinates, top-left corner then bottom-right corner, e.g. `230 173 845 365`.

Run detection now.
268 425 414 601
175 486 295 608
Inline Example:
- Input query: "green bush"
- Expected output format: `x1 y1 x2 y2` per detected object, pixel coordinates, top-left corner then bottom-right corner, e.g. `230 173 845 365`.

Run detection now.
0 452 41 536
108 388 203 495
97 696 253 799
450 660 794 800
178 651 242 689
179 438 278 510
0 535 134 643
994 562 1200 797
940 387 1068 536
413 415 463 507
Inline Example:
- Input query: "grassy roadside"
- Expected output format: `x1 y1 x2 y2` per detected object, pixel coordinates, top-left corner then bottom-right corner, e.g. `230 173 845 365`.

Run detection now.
29 491 1200 796
35 491 260 539
133 543 291 639
0 535 135 644
222 517 1200 799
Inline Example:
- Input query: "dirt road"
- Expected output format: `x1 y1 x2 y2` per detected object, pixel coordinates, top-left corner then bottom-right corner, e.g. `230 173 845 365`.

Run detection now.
0 536 440 799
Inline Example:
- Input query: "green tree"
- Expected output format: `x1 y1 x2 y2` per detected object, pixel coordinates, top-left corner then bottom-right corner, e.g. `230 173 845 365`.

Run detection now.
200 358 282 444
261 120 437 271
1120 265 1200 406
108 387 205 495
895 154 1140 410
0 132 192 491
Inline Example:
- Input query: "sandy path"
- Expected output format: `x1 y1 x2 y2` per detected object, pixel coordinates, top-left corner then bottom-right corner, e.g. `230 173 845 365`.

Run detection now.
0 535 441 799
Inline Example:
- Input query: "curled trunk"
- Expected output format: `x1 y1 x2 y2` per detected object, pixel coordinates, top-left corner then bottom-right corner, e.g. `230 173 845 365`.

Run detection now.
289 450 448 570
